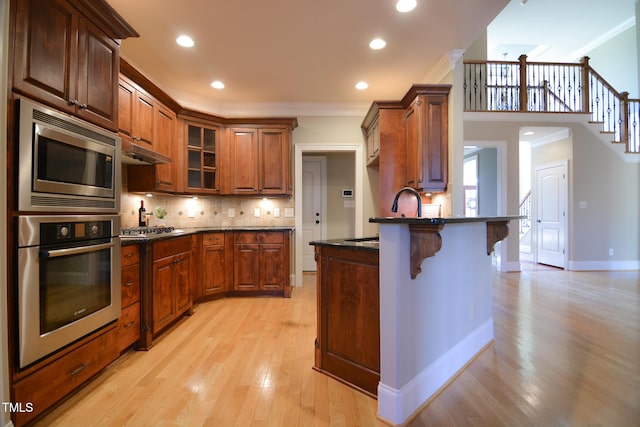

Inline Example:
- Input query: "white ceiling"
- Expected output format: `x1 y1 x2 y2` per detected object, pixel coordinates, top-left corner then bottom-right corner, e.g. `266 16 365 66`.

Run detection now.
105 0 636 117
487 0 636 62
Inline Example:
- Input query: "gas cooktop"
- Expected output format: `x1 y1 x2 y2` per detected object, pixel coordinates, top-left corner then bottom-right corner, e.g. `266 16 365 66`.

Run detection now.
120 226 185 240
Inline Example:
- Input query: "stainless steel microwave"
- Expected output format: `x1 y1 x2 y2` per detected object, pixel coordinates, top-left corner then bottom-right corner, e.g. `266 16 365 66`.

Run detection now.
18 99 121 213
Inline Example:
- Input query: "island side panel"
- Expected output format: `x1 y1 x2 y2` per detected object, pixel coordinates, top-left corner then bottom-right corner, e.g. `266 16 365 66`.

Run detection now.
377 221 495 424
314 245 380 396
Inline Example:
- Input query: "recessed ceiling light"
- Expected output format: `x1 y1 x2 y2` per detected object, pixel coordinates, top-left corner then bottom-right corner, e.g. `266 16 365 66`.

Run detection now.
355 81 368 90
211 81 225 89
369 38 387 50
176 35 194 47
396 0 417 13
524 131 534 136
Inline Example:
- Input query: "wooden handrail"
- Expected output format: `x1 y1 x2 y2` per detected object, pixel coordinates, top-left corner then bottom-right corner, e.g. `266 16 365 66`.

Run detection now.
463 55 639 154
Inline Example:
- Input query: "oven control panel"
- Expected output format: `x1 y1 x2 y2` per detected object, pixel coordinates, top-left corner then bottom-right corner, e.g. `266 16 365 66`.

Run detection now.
41 220 113 244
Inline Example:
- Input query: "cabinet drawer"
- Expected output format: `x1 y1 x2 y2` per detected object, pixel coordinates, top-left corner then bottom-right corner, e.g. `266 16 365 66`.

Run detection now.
12 327 118 426
202 232 225 246
117 303 141 352
234 231 284 244
121 244 140 267
153 236 192 259
121 264 141 307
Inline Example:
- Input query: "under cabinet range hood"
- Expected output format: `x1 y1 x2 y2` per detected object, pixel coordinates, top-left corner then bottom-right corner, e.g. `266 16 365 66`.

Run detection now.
121 139 172 165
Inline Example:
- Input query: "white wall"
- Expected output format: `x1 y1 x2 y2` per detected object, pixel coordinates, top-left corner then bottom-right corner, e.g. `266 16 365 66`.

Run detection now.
465 115 640 269
325 152 356 239
588 25 639 97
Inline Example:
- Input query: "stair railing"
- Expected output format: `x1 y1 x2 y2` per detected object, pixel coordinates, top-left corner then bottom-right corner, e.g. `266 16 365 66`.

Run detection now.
463 55 639 154
519 190 531 235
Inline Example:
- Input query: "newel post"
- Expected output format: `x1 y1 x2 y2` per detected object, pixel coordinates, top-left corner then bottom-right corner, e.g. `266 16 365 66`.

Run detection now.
621 91 630 151
518 54 528 111
581 56 591 113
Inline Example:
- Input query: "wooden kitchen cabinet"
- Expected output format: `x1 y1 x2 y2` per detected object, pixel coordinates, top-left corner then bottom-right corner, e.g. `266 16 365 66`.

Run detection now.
126 97 177 193
117 244 141 353
11 326 118 426
151 237 192 334
361 102 407 216
224 125 293 196
362 85 450 216
313 243 380 397
404 87 450 192
11 0 136 131
233 231 291 296
185 121 221 193
365 115 381 166
201 232 232 297
118 75 155 150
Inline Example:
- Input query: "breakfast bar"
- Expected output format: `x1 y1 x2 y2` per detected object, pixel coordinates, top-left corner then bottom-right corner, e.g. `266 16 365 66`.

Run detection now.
311 215 519 425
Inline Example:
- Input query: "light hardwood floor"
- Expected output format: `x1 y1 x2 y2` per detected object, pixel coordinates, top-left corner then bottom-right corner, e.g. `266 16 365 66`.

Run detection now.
34 268 640 426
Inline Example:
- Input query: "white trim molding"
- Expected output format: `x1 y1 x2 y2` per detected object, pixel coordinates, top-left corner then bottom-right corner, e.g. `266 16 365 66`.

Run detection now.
377 320 494 425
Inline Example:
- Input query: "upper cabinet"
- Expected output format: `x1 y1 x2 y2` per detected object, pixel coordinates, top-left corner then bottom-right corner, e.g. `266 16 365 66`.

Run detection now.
184 120 221 194
362 85 450 216
118 76 155 150
223 122 296 196
12 0 138 131
404 88 449 192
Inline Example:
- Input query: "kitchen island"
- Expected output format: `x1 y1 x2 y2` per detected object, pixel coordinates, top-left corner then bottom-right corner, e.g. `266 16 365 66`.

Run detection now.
312 216 519 425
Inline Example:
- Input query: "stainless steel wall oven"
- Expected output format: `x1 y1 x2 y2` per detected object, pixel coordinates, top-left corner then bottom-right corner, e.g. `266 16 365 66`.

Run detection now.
17 98 121 213
17 215 121 368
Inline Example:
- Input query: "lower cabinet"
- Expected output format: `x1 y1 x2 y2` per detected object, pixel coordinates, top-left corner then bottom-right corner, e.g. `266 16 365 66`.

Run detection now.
313 244 380 396
201 232 232 296
117 244 141 352
11 327 118 426
233 231 290 295
151 236 193 334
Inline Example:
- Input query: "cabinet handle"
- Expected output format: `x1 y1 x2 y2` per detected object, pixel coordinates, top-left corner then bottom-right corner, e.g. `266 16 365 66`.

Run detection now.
79 103 88 109
124 281 135 287
69 99 78 106
124 253 135 259
70 362 89 376
123 321 136 328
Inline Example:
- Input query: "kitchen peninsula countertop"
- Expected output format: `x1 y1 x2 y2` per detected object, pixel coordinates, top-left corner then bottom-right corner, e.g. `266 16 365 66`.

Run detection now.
309 236 380 251
369 215 522 224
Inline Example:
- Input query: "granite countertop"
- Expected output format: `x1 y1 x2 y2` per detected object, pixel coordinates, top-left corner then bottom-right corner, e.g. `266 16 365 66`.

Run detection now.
369 215 523 225
309 236 380 251
120 225 295 244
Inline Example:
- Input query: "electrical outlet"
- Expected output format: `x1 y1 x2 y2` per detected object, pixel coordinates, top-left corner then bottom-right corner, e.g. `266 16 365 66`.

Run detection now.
609 248 614 256
228 208 235 218
274 208 280 217
254 207 260 217
284 208 294 218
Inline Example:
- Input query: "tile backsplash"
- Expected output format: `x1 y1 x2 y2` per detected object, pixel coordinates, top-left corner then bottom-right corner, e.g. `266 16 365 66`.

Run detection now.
120 191 295 229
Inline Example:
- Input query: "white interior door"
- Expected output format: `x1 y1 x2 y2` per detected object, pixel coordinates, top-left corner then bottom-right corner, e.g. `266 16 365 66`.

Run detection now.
536 161 567 268
302 157 326 271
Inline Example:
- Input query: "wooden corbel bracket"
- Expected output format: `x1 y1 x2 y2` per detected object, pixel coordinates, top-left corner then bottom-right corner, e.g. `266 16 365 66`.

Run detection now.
409 223 445 279
486 221 509 255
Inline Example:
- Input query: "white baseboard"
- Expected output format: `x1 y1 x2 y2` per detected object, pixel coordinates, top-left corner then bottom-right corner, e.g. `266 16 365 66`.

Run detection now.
377 319 494 425
568 260 640 271
498 261 522 272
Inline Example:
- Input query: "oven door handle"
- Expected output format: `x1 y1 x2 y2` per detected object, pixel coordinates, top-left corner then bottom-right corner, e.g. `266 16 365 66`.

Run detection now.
42 242 115 258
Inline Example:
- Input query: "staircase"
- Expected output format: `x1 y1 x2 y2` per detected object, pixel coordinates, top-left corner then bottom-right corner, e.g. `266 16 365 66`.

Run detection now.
463 55 640 162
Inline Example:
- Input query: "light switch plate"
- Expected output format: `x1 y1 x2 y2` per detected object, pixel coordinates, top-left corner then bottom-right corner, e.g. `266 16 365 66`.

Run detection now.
274 208 281 217
254 207 260 217
284 208 294 218
228 208 235 217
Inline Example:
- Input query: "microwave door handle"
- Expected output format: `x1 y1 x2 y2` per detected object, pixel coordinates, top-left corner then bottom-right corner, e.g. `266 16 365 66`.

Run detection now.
42 242 115 258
